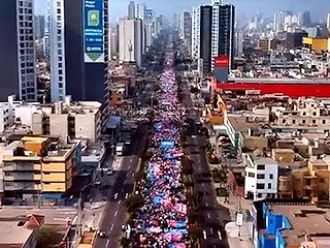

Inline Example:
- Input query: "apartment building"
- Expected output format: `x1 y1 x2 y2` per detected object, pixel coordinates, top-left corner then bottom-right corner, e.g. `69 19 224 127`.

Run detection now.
274 98 330 129
0 96 102 144
244 155 279 200
2 136 76 199
31 99 101 144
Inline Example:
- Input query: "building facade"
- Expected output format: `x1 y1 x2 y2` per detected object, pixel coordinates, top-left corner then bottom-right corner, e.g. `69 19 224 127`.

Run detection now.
119 18 143 67
2 136 76 198
128 1 135 19
0 0 36 101
192 2 235 73
244 156 279 201
49 0 109 102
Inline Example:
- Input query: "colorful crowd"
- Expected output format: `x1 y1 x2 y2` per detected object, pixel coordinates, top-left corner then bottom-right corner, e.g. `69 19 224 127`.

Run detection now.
128 42 190 247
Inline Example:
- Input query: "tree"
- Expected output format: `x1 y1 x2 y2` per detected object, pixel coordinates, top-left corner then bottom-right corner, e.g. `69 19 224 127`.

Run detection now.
125 194 144 213
36 227 60 248
120 237 131 248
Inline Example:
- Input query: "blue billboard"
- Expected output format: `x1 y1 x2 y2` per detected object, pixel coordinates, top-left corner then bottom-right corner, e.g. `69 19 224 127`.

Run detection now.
84 0 104 63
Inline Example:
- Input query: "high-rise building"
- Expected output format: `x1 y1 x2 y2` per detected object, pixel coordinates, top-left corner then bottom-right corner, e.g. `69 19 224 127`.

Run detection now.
234 30 243 57
0 0 36 101
110 24 119 59
34 15 45 39
145 9 154 49
119 19 143 67
135 4 145 20
179 11 192 40
49 0 109 102
327 12 330 31
302 11 311 27
192 2 235 73
128 1 135 19
179 11 192 55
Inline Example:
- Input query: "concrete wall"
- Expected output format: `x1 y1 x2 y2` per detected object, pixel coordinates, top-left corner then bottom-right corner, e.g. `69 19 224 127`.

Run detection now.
75 114 97 143
50 114 68 142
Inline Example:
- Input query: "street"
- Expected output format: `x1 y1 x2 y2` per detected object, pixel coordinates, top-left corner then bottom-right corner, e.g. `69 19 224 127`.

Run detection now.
181 79 231 248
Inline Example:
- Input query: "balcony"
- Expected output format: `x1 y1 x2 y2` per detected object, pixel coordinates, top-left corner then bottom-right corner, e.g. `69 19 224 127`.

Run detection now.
4 182 39 191
304 184 318 190
4 172 41 181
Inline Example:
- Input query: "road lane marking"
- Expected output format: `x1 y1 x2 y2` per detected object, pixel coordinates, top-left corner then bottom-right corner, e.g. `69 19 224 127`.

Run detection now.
218 230 222 240
114 210 118 217
205 201 208 207
125 193 129 199
106 239 110 247
210 228 214 235
203 230 207 239
207 213 211 219
110 224 114 232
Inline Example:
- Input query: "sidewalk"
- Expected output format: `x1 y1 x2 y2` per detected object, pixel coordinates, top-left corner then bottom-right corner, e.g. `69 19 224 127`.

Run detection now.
218 195 254 248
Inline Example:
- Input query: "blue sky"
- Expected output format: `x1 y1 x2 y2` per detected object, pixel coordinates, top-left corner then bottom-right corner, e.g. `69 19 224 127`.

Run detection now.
35 0 330 23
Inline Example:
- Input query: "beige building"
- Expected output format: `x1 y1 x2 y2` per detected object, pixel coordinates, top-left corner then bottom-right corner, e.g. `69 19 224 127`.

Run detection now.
2 136 76 197
274 98 330 129
31 97 101 143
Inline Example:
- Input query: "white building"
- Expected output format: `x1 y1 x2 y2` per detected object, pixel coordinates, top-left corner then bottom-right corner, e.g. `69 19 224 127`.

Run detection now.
119 18 143 67
49 0 66 101
191 7 201 60
244 155 279 201
327 12 330 32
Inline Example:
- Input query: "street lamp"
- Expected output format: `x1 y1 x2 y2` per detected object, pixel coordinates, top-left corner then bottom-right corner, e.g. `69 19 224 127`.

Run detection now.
77 181 101 237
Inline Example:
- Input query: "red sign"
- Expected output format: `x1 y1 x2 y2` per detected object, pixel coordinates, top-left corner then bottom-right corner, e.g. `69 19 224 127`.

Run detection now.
214 55 229 68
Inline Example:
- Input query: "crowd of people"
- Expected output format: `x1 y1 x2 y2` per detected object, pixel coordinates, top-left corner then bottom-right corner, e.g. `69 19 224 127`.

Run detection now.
128 42 190 247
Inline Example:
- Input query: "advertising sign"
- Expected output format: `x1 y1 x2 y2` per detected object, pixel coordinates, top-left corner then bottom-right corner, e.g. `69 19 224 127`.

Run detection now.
84 0 104 63
214 55 229 68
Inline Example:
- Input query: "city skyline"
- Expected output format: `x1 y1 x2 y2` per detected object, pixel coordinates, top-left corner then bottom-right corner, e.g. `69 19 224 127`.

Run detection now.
35 0 330 23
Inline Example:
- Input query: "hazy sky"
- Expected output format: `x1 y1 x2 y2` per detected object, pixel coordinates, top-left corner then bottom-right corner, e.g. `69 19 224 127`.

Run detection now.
35 0 330 23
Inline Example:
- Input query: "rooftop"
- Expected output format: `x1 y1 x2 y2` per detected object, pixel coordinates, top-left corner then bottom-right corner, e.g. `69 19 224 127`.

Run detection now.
0 215 44 246
267 203 330 245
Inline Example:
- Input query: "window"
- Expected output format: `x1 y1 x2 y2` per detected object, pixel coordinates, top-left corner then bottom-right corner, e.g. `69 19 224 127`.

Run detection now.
319 178 326 183
323 120 326 124
257 193 263 198
268 183 272 189
269 174 273 179
257 174 265 179
292 119 296 124
282 119 286 124
257 164 265 170
302 119 306 124
303 112 306 116
257 183 265 189
313 112 317 116
248 172 255 177
312 120 316 124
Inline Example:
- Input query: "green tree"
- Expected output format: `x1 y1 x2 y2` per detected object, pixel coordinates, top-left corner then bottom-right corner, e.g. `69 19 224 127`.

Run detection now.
36 227 60 248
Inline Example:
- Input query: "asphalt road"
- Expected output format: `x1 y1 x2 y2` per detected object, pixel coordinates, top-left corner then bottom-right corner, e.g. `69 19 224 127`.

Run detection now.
181 81 230 248
93 123 149 248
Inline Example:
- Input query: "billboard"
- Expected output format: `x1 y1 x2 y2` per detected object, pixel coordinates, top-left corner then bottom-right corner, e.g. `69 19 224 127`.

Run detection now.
84 0 104 63
214 55 229 82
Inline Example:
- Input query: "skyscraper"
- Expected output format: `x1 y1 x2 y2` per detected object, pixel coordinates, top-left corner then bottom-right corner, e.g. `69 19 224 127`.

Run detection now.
302 11 311 27
179 11 192 54
128 1 135 19
0 0 36 101
192 2 235 73
119 19 143 67
49 0 109 102
35 15 46 39
327 12 330 31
